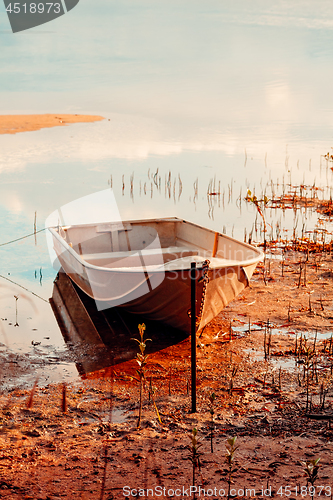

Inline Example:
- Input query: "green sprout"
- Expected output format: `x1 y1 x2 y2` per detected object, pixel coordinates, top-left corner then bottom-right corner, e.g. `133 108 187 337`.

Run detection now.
301 458 321 500
225 436 239 500
245 190 269 248
187 428 203 496
131 323 151 429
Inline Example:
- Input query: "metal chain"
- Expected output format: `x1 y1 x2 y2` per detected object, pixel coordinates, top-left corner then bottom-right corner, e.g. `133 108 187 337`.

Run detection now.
197 260 210 325
187 259 210 323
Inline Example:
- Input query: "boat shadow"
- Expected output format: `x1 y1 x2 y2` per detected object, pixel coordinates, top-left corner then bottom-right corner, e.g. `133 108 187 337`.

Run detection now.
50 271 188 377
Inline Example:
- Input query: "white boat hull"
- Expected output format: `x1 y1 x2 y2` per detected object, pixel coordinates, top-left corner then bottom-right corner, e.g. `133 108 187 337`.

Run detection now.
49 218 262 333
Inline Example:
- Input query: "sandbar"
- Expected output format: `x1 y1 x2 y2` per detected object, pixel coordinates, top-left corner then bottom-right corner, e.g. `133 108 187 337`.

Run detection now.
0 113 105 134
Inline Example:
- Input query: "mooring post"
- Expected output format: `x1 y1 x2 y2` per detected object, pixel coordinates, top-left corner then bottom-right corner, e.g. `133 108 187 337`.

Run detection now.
191 261 196 413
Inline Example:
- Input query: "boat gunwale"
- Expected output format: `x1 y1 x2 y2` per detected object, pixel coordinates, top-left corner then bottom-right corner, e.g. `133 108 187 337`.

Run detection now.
48 217 264 274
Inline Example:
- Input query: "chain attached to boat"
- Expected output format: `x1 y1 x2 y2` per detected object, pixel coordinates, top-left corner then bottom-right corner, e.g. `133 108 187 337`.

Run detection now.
197 259 210 326
187 259 210 326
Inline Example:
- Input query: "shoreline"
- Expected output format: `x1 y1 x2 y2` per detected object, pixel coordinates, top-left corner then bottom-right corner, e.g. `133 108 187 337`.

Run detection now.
0 249 333 496
0 113 105 134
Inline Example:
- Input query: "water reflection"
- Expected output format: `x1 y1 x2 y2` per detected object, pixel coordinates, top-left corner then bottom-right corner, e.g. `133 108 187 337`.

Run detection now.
0 274 78 390
2 0 333 386
50 271 188 378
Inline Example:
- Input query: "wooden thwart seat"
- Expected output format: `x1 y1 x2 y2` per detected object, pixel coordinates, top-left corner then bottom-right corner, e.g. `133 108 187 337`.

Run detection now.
82 245 200 267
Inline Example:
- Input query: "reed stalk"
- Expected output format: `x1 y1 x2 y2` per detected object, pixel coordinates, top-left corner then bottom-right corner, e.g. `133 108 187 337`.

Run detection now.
208 393 216 453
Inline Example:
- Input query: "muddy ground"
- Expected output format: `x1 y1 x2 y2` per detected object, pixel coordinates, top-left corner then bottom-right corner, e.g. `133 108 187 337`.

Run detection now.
1 250 333 499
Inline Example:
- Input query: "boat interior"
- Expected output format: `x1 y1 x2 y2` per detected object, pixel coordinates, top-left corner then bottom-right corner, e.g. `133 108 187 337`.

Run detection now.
54 218 260 270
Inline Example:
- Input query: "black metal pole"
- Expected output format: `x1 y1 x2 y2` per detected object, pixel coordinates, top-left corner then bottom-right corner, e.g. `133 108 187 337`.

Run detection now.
191 261 196 413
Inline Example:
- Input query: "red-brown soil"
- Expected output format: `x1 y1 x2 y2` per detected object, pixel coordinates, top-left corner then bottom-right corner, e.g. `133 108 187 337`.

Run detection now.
1 250 333 499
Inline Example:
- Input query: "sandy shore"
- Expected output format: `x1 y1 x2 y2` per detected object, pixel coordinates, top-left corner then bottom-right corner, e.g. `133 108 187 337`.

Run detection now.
0 114 105 134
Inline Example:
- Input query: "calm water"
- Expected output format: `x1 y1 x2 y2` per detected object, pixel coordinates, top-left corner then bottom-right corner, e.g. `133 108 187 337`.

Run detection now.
0 0 333 385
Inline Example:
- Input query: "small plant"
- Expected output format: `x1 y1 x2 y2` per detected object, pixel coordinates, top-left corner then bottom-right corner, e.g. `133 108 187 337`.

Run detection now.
131 323 151 429
208 392 216 453
301 458 321 500
264 320 272 360
229 365 238 395
187 428 203 497
245 190 269 248
319 372 333 410
225 436 239 500
303 344 316 412
278 366 282 391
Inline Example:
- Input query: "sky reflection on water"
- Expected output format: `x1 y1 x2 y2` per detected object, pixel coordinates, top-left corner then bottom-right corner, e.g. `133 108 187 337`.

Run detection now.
1 0 333 383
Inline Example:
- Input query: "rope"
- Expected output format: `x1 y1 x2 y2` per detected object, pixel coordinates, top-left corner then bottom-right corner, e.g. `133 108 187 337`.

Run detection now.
0 274 49 303
0 228 52 302
0 228 47 247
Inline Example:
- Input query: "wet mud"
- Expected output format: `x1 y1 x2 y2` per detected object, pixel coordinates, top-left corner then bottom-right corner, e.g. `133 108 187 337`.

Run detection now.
1 249 333 498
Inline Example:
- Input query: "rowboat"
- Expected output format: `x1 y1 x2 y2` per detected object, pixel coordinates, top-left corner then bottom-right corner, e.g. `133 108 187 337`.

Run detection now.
50 271 188 375
48 217 263 333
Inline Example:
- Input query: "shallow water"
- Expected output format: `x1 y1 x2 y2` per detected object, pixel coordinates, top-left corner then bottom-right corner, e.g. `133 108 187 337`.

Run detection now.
1 0 333 386
233 323 333 340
